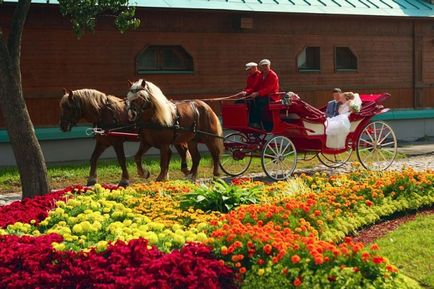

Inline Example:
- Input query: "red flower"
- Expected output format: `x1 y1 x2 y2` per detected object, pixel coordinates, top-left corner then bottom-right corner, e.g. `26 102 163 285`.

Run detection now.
294 277 302 287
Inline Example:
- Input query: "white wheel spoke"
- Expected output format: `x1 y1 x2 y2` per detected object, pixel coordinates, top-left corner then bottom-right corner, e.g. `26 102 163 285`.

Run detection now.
269 142 278 156
365 129 375 144
264 153 276 159
359 138 373 146
378 130 392 144
373 123 378 141
279 138 285 154
358 147 372 153
281 141 291 155
378 149 388 163
283 150 295 157
381 141 395 147
377 123 385 143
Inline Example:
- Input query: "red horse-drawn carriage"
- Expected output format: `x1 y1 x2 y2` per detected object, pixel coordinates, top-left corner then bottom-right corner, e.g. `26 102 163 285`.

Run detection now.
219 93 397 181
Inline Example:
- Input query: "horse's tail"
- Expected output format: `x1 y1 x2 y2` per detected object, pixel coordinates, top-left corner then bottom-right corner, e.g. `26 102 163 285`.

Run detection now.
196 100 224 155
213 113 224 155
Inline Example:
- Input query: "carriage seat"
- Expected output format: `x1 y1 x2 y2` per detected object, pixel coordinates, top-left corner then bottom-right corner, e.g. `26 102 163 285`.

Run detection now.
288 97 327 123
348 93 390 122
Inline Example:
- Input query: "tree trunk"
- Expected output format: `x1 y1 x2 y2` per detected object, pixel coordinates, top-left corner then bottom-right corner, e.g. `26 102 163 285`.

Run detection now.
0 0 50 199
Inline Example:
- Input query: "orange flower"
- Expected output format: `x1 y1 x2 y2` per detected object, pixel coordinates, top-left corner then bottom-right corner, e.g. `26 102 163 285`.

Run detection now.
362 252 370 261
291 254 301 264
239 267 247 274
370 243 379 251
263 244 273 255
386 264 398 273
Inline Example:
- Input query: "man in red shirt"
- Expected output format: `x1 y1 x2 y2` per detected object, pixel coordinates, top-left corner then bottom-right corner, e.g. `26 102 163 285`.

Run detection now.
247 59 280 130
234 62 262 98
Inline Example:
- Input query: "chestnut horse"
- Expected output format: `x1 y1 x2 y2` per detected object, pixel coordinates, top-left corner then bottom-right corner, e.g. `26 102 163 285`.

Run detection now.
126 80 224 181
59 88 189 186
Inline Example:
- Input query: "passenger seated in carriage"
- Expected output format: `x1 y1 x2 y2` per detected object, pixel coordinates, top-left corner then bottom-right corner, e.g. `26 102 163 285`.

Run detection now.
325 91 362 149
246 59 281 130
325 88 342 118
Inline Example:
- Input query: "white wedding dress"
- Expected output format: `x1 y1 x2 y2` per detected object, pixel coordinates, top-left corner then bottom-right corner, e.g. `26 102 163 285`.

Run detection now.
325 94 362 149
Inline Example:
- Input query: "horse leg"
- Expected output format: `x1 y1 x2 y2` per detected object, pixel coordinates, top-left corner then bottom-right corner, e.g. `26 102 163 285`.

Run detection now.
112 142 129 187
135 142 151 179
206 140 223 177
187 141 201 181
88 141 109 186
156 145 172 181
174 143 189 176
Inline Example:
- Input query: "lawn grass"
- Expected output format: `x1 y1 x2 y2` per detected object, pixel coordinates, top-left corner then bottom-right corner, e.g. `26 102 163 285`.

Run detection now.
374 214 434 288
0 149 405 195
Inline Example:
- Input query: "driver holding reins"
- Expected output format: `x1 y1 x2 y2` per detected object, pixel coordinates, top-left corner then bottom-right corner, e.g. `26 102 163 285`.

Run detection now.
246 59 280 130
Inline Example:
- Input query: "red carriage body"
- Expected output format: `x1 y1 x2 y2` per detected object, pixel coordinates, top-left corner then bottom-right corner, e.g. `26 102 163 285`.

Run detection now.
220 93 397 180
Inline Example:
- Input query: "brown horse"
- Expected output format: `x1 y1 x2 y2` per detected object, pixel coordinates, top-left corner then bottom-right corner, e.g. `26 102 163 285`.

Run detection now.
59 88 189 186
126 80 224 181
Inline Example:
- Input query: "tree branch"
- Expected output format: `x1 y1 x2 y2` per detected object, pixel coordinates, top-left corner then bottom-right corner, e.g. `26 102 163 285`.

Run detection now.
7 0 31 63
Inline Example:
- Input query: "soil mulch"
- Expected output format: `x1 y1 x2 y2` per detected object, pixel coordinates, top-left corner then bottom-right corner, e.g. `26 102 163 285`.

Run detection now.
352 207 434 244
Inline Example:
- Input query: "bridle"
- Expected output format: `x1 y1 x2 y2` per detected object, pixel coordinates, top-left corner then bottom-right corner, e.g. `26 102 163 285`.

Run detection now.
62 98 81 126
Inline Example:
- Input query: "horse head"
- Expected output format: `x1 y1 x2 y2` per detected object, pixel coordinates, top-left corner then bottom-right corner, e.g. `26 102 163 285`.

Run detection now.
126 79 151 122
126 79 176 126
59 89 82 132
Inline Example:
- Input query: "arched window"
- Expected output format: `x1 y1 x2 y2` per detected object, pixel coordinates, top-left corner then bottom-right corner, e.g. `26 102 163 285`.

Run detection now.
297 47 320 72
335 47 357 71
136 45 193 74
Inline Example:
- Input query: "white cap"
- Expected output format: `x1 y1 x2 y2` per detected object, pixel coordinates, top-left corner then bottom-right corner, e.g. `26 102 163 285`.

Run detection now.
259 59 271 66
245 62 257 70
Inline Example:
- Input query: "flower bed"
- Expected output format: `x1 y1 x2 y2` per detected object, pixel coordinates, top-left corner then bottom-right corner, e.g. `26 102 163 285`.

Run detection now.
0 169 433 288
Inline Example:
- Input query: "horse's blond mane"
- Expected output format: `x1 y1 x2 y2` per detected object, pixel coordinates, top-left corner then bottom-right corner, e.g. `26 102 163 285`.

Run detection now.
137 81 176 126
71 89 124 117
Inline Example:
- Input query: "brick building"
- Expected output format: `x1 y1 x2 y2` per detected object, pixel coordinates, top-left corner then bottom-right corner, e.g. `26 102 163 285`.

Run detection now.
1 0 433 165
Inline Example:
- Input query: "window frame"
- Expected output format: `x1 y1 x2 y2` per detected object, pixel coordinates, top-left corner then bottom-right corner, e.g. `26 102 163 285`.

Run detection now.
135 45 194 75
334 46 358 72
296 46 321 73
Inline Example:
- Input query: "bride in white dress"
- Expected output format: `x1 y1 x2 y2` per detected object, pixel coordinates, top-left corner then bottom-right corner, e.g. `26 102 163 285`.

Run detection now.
325 92 362 149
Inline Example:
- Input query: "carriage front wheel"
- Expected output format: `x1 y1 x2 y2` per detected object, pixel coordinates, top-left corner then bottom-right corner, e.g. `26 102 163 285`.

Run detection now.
220 132 253 177
356 121 397 171
261 136 297 181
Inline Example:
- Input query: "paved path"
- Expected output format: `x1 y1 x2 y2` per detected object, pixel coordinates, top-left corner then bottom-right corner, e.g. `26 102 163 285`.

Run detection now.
1 145 433 207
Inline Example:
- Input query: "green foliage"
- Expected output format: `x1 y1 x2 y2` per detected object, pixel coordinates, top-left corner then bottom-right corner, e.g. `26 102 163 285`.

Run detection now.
57 0 140 38
179 178 262 213
242 263 423 289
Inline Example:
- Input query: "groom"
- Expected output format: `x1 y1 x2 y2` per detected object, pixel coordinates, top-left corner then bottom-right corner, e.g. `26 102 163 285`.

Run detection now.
326 88 342 118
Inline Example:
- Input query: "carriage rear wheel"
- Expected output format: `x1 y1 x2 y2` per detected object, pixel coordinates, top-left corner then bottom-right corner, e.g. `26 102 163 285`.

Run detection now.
356 121 397 171
220 132 253 177
261 136 297 181
317 148 353 168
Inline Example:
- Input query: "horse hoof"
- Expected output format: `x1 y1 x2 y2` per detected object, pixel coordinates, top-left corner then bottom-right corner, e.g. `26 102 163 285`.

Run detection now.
87 178 97 186
156 175 168 182
138 170 151 179
144 171 150 179
181 168 190 176
118 179 129 187
185 174 197 182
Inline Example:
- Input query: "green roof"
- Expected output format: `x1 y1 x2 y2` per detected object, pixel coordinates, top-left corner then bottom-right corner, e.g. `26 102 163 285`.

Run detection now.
3 0 434 17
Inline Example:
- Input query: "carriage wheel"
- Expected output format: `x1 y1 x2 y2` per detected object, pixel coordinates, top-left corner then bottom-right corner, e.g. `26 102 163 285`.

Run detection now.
317 148 353 168
356 121 397 171
261 136 297 181
220 133 253 177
